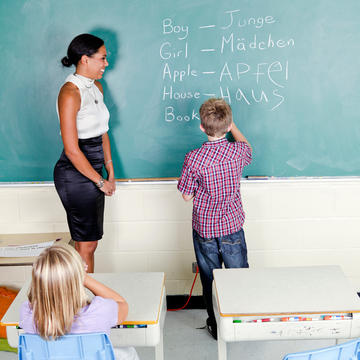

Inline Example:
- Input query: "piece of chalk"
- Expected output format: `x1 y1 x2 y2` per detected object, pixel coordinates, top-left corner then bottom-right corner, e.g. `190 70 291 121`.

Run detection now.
246 176 269 180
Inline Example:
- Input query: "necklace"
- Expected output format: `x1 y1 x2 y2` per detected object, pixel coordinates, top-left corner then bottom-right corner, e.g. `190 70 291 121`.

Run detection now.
74 73 99 104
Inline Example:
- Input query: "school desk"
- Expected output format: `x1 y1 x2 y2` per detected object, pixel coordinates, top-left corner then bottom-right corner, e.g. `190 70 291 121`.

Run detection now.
1 272 166 360
212 266 360 360
0 232 71 266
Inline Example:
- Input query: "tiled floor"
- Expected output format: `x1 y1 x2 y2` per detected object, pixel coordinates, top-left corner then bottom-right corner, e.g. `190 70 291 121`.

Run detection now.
1 309 338 359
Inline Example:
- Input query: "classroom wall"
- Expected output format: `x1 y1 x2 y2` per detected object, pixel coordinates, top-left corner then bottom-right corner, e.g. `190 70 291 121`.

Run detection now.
1 179 360 293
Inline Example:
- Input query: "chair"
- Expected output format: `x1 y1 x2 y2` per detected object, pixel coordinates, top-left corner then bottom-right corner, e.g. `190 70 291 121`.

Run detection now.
282 338 360 360
18 332 115 360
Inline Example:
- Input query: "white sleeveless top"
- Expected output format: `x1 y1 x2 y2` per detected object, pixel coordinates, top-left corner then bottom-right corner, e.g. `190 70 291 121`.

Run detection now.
57 74 110 139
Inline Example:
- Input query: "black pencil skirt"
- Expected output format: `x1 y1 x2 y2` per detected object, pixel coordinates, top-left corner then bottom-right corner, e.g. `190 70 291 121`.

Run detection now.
54 136 105 242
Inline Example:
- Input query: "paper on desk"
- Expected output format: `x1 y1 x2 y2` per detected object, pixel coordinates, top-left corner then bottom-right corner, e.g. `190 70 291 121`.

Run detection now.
0 240 55 257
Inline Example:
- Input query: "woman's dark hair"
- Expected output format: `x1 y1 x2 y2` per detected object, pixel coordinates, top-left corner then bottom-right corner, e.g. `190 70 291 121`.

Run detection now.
61 34 104 67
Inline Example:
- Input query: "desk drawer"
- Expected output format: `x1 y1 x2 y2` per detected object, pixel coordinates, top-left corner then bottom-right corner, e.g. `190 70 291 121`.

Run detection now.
219 319 353 342
110 325 160 347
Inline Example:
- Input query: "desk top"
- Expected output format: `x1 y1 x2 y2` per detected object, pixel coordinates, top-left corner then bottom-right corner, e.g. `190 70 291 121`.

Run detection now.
0 233 71 266
213 266 360 317
1 272 165 326
90 273 165 325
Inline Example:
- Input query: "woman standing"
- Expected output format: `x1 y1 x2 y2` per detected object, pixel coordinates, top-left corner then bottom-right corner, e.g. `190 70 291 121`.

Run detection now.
54 34 115 272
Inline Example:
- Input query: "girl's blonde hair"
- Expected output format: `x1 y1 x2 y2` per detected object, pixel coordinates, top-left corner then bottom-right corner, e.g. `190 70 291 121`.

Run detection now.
28 243 88 340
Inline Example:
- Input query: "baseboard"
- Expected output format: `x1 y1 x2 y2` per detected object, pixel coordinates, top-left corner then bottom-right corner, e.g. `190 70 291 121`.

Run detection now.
166 295 205 310
167 293 360 311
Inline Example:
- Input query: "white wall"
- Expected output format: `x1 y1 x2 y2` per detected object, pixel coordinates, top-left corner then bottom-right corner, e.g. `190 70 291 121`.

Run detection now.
1 178 360 294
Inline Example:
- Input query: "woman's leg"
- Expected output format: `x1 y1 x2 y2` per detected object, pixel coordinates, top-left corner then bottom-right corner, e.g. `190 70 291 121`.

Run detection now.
75 241 98 273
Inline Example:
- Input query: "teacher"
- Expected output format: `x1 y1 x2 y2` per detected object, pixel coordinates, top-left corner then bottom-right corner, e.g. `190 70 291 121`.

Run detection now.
54 34 115 273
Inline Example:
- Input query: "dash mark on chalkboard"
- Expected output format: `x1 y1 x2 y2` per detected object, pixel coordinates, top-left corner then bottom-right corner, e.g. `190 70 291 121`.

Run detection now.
201 49 216 52
199 25 216 29
202 71 216 74
203 93 216 97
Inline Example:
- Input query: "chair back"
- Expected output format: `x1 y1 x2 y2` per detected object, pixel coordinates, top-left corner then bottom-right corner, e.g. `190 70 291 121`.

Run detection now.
18 332 115 360
283 338 360 360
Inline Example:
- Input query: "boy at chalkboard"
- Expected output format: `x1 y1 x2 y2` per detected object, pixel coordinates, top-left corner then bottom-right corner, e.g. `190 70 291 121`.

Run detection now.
178 98 252 340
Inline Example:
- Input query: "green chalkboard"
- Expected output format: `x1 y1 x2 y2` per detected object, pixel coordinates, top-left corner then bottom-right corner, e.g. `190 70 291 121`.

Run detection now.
1 0 360 181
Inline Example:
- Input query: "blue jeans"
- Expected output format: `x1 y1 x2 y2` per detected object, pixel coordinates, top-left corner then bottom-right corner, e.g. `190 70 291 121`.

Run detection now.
193 228 249 325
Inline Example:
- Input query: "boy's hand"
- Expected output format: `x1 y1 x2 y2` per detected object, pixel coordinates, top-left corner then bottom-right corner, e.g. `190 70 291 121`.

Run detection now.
230 122 252 151
182 193 194 201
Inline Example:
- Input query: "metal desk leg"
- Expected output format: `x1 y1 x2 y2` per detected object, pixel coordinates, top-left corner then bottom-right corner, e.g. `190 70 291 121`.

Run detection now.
217 331 227 360
155 330 164 360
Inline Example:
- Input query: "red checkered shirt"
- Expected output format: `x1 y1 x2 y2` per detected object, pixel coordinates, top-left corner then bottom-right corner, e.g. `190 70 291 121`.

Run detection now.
178 138 252 238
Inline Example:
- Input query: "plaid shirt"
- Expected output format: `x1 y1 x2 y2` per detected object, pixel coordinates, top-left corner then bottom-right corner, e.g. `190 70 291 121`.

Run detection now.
178 138 252 238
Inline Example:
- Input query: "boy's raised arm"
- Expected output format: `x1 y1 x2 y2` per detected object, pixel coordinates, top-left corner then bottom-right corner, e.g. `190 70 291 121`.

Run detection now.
230 122 252 151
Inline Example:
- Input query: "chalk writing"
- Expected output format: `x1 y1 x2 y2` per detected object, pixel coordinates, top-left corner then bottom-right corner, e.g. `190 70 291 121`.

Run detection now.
219 61 288 85
160 8 295 121
160 42 188 59
162 18 189 40
221 10 276 30
162 86 201 100
162 63 198 82
221 34 295 52
165 106 200 122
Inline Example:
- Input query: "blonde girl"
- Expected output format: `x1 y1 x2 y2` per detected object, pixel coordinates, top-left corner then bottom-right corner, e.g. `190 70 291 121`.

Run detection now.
19 244 138 359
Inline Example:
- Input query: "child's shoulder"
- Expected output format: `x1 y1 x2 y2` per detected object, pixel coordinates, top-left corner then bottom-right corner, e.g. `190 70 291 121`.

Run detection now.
90 296 117 307
227 140 251 153
186 146 202 157
184 145 203 162
80 296 117 317
19 300 31 315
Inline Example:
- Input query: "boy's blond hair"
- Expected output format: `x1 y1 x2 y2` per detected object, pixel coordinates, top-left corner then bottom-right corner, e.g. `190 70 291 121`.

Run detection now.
28 244 88 340
200 98 232 137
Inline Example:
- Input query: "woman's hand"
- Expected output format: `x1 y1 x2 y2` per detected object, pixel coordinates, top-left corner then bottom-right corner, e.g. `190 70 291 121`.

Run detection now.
99 179 115 196
107 176 116 194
